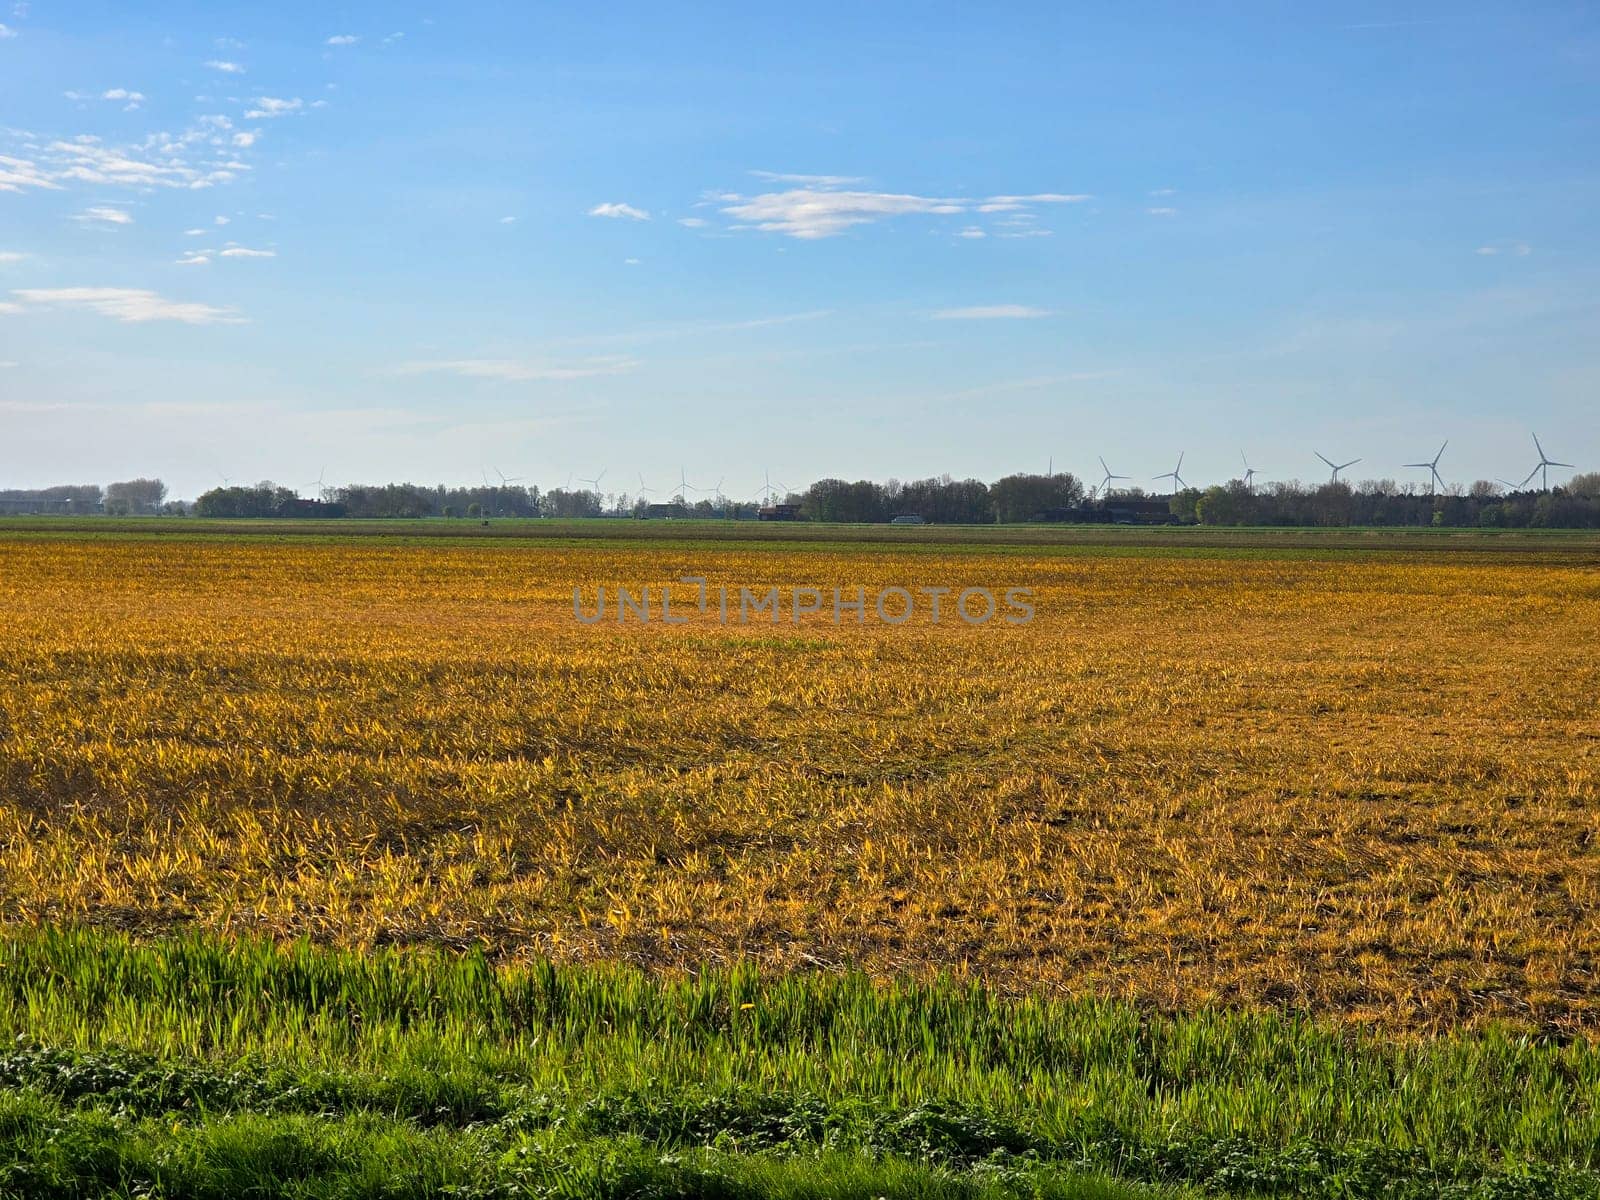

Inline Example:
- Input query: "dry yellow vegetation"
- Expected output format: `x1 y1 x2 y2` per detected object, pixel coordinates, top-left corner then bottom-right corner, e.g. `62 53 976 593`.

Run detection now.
1 532 1597 1033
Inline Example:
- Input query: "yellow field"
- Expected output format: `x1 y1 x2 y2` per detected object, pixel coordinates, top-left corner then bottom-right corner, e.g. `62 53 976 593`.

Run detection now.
1 532 1597 1033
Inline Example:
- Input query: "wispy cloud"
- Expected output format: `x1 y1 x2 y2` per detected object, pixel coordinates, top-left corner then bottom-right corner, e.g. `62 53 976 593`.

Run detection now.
0 154 58 192
175 251 210 265
717 182 1088 239
43 136 242 191
74 206 133 226
956 227 986 239
218 246 275 258
976 193 1089 212
931 304 1052 320
205 60 245 73
0 22 16 38
749 170 865 187
722 189 962 238
1475 241 1532 257
393 357 638 382
677 216 709 228
588 201 650 221
325 34 359 46
1146 207 1178 216
0 250 27 263
244 97 302 119
10 287 245 324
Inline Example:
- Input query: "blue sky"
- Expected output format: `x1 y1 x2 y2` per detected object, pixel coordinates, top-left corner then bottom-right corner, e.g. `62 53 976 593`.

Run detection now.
1 1 1596 500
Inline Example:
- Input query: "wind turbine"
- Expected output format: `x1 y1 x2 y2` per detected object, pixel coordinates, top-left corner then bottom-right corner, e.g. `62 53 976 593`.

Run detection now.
636 473 657 496
1496 471 1536 492
674 466 693 505
1240 452 1259 491
1529 432 1574 492
1316 452 1361 484
577 468 606 495
304 465 327 500
1402 440 1448 496
1153 451 1188 493
1098 456 1131 496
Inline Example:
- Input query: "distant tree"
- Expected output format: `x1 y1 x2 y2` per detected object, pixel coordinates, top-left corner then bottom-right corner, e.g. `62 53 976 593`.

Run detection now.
1567 472 1600 499
988 473 1084 523
104 478 167 516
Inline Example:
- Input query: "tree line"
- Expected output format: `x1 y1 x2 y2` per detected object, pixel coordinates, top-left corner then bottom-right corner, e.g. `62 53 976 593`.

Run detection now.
6 471 1599 527
0 480 168 515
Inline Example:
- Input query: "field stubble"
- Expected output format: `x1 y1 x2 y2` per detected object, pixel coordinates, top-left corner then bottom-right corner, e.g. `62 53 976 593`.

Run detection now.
0 533 1596 1033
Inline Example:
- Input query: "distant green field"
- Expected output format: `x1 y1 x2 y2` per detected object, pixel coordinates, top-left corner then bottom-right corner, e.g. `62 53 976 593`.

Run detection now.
3 514 1599 561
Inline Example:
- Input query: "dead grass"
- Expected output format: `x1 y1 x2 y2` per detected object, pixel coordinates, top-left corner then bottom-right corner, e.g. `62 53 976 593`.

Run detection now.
1 533 1596 1033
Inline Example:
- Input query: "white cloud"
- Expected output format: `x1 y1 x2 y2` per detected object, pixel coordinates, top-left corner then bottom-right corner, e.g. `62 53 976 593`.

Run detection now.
749 170 865 186
0 360 18 367
0 250 26 262
976 193 1090 212
0 302 22 314
325 34 359 45
214 36 245 49
931 304 1052 320
214 215 230 225
244 97 302 118
588 201 650 221
0 153 58 192
175 251 210 265
218 246 275 258
231 130 258 148
716 181 1090 238
102 88 146 104
205 60 245 73
1475 241 1531 257
10 287 244 324
75 206 133 226
499 215 516 224
726 185 1088 240
393 357 637 382
46 138 215 190
1147 207 1178 216
956 227 986 239
382 31 404 45
677 216 709 228
0 23 16 38
624 257 640 265
721 188 963 238
183 227 206 236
